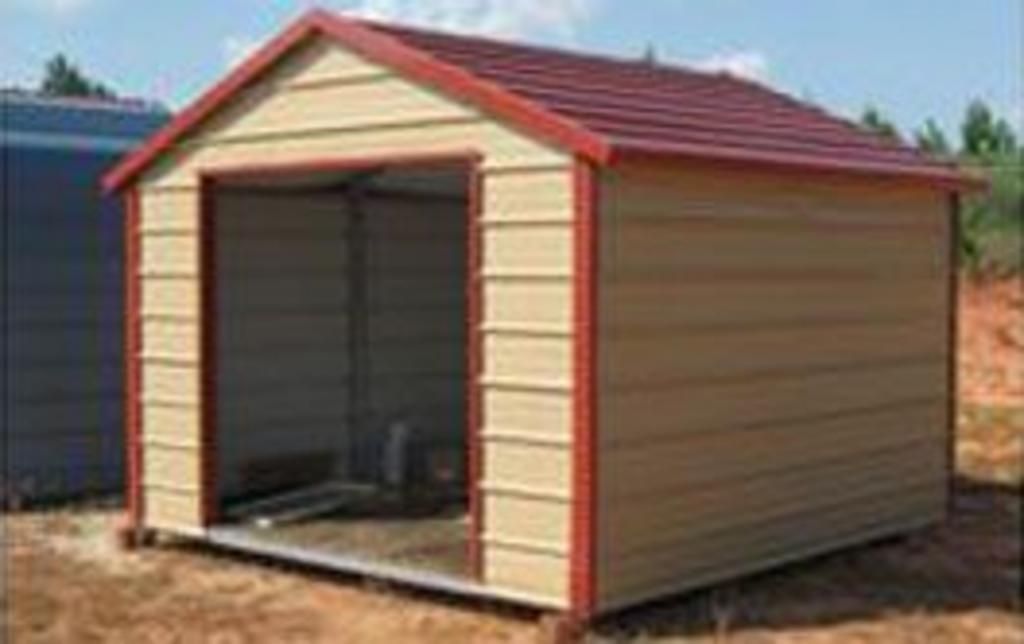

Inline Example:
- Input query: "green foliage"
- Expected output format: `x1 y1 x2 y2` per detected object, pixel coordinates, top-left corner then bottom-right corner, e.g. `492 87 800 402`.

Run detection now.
961 100 1018 157
39 54 115 99
915 119 952 157
859 105 902 141
960 148 1023 276
863 98 1022 276
953 100 1022 276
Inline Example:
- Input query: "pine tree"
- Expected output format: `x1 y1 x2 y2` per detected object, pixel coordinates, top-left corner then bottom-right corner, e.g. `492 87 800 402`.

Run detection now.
914 119 952 157
39 54 115 99
859 105 901 141
961 99 1018 158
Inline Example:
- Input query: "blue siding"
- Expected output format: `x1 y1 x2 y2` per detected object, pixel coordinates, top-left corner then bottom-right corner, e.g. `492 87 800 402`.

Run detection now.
2 93 167 502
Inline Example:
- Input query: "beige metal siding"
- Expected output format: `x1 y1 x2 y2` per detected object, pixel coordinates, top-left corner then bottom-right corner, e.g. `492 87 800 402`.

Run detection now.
596 162 951 611
134 35 574 605
137 188 203 531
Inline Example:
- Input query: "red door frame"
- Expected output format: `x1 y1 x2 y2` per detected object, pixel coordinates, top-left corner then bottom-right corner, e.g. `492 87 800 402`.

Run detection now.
570 158 599 620
946 194 960 517
123 189 144 532
194 150 485 578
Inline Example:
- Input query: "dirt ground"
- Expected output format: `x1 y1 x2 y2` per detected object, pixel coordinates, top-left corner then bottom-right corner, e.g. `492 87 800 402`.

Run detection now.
3 277 1022 643
959 276 1024 407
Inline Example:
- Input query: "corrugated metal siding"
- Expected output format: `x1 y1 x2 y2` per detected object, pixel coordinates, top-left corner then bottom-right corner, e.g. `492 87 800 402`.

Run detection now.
212 189 468 498
595 161 951 611
215 192 351 498
362 195 466 479
3 93 164 140
136 187 202 529
134 36 574 605
3 126 154 501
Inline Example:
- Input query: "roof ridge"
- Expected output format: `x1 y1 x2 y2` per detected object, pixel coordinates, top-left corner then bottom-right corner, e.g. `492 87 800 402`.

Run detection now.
353 15 720 82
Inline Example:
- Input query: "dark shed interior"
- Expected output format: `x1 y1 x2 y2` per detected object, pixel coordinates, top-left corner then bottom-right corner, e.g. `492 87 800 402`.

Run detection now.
211 164 472 576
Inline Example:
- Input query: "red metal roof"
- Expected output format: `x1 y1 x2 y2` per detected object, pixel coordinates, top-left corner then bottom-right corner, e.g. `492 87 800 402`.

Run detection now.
105 10 982 191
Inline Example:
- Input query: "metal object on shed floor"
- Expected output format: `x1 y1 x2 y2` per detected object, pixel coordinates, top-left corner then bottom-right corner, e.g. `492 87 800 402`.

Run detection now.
226 481 379 527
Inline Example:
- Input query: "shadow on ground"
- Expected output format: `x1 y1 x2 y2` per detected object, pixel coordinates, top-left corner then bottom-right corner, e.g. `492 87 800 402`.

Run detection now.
4 406 1020 643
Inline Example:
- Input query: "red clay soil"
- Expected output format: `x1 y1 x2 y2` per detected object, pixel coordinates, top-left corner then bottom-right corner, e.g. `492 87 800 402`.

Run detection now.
959 276 1024 407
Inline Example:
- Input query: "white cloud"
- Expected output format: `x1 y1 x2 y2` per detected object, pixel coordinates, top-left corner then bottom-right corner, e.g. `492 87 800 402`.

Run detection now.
12 0 93 15
220 0 594 71
222 35 262 69
345 0 594 41
693 50 769 81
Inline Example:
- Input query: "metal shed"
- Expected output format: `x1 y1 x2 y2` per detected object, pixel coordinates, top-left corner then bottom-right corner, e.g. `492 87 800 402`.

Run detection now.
103 11 981 621
2 92 166 503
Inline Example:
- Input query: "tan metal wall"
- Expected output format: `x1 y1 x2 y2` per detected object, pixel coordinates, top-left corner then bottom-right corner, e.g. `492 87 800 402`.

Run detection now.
137 187 202 532
596 161 952 612
134 36 575 605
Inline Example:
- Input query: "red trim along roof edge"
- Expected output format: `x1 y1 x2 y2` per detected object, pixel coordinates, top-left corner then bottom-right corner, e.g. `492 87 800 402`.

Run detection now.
610 139 989 192
103 9 609 192
103 9 985 194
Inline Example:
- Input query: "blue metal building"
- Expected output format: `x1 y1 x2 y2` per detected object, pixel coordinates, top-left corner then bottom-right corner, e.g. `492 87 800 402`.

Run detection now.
2 91 167 503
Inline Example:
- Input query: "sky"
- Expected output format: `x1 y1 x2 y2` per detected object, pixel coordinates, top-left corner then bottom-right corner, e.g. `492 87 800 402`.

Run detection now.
2 0 1021 141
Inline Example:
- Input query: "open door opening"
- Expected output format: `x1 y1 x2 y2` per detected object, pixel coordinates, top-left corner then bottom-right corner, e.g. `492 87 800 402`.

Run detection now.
206 159 475 580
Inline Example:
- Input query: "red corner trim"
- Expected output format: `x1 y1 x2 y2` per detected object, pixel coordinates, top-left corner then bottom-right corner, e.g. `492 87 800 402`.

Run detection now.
466 160 485 579
198 177 218 526
946 194 960 517
102 10 609 192
123 189 143 528
570 157 598 619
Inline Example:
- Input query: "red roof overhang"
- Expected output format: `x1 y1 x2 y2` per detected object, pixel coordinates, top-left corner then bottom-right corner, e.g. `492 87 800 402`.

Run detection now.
102 10 610 192
103 10 986 194
609 139 989 192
